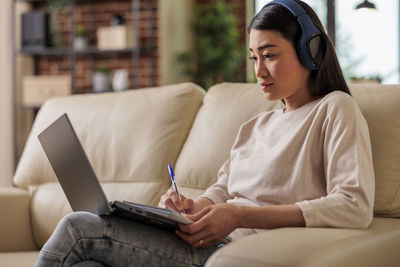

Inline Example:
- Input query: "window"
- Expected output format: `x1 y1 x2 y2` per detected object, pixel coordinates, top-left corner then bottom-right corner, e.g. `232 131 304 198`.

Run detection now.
336 0 399 83
254 0 400 84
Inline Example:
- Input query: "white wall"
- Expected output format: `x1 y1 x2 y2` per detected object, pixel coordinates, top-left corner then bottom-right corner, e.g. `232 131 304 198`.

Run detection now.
0 0 14 187
159 0 194 85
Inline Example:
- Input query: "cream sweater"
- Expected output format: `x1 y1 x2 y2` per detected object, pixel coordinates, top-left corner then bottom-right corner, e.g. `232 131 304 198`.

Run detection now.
200 91 375 240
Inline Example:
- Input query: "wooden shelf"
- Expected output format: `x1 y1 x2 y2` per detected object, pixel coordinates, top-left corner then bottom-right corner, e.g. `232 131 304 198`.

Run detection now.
18 46 150 56
12 0 158 167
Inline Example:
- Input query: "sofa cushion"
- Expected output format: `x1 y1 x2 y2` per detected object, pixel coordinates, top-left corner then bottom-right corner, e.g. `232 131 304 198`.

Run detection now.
0 188 37 252
205 217 400 267
0 251 40 267
14 83 204 196
350 84 400 217
174 83 282 198
31 182 165 248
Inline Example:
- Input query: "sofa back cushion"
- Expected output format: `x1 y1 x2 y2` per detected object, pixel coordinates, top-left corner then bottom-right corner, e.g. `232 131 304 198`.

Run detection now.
174 83 282 198
13 83 205 247
14 83 204 191
350 84 400 217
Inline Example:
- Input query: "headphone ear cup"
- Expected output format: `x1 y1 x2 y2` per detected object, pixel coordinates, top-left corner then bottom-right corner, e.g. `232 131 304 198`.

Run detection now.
296 33 323 69
308 34 323 68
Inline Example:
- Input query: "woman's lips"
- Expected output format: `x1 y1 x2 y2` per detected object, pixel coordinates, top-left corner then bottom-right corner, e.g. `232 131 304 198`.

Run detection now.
260 82 273 92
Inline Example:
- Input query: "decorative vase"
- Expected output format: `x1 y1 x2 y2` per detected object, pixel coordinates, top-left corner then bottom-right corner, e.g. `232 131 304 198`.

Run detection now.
112 69 129 91
92 72 111 92
73 37 87 51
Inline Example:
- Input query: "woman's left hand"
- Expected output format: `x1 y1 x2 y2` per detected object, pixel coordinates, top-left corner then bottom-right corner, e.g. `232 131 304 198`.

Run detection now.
176 203 241 248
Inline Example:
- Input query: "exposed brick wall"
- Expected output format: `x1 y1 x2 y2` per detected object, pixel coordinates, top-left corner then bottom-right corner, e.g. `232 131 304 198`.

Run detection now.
33 0 158 93
30 0 247 93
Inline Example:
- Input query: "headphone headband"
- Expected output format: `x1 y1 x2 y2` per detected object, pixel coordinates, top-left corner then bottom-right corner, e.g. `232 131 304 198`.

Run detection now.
263 0 322 70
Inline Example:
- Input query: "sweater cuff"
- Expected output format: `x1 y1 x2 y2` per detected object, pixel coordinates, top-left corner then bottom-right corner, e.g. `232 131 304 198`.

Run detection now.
295 200 319 227
197 191 227 204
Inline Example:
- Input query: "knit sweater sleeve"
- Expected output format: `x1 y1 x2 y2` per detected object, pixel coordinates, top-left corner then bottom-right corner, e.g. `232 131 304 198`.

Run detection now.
296 94 375 228
197 159 233 204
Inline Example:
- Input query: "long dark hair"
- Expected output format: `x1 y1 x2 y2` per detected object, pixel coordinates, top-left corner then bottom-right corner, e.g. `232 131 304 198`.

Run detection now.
248 0 350 96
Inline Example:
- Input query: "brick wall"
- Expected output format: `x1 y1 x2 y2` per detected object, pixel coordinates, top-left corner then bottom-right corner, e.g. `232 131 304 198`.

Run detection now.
31 0 247 93
33 0 158 93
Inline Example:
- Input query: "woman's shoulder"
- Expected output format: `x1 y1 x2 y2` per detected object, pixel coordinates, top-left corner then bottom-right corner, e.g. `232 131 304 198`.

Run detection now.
237 109 280 133
320 90 353 105
245 108 280 125
318 90 360 116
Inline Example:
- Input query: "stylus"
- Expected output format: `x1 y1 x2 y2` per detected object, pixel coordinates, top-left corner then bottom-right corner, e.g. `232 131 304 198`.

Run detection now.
168 164 185 215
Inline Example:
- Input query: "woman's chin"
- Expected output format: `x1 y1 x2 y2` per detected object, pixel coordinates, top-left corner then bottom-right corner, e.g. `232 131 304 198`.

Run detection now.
263 92 279 101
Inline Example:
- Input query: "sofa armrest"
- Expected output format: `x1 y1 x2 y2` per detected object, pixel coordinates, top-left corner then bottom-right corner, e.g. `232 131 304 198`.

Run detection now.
205 218 400 267
0 187 37 252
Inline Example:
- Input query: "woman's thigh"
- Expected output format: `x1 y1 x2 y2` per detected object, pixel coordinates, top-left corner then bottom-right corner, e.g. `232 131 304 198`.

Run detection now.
37 212 219 267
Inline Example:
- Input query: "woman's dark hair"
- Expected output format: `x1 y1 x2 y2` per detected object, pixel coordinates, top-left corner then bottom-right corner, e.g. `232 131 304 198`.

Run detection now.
247 0 351 97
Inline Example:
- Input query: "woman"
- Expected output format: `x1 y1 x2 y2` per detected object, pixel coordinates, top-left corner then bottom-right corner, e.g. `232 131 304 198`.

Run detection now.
35 0 374 266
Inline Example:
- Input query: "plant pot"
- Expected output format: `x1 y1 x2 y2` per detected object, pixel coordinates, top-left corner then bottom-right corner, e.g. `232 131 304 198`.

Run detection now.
112 69 129 91
92 72 111 92
73 37 87 51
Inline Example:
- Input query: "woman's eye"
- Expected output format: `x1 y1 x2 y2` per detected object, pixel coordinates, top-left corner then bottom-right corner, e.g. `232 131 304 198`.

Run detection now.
248 56 257 62
263 54 274 59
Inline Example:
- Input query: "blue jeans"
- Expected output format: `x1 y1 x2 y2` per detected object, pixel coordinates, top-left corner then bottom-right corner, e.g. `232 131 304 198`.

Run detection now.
35 212 222 267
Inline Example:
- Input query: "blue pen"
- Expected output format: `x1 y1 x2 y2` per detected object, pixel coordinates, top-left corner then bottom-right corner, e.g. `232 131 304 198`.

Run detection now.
168 164 185 215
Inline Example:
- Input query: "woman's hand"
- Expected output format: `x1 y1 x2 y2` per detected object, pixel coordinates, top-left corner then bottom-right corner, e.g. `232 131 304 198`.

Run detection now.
176 203 241 248
158 187 195 214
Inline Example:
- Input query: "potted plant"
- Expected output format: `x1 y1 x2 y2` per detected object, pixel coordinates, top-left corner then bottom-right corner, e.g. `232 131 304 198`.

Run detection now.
92 66 111 92
349 74 382 84
73 24 88 51
47 0 69 48
176 2 245 90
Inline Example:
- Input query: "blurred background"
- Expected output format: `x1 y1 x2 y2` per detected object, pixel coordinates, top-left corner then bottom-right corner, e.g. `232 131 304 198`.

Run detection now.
1 0 398 186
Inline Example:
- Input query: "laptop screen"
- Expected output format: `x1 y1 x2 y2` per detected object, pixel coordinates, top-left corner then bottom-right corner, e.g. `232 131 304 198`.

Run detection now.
38 113 112 215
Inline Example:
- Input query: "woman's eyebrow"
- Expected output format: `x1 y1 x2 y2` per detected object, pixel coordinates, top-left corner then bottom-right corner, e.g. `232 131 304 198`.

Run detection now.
249 44 277 52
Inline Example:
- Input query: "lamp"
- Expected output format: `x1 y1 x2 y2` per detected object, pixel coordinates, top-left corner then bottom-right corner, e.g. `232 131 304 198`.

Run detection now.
355 0 377 10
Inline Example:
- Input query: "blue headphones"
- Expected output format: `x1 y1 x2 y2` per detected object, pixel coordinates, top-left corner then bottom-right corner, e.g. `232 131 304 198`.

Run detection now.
263 0 322 70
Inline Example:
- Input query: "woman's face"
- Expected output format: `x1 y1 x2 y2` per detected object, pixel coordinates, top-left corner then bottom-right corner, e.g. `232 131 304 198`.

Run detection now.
249 29 312 107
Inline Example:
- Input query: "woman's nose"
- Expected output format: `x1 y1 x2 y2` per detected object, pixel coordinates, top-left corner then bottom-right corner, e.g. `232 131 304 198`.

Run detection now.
255 61 268 79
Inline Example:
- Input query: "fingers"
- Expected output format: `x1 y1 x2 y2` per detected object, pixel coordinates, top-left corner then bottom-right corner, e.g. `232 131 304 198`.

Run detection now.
167 188 185 211
185 206 210 222
158 194 179 211
158 187 190 213
175 204 233 248
182 198 195 213
176 229 216 248
179 206 212 235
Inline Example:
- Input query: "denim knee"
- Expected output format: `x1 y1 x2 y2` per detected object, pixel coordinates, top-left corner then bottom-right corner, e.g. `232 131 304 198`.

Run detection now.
41 212 107 256
63 212 108 238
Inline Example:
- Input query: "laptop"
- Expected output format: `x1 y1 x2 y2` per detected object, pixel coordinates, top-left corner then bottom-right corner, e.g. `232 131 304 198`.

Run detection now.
37 113 192 231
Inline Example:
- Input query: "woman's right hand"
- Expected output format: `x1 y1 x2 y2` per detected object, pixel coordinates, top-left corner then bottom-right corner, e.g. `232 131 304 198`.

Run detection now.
158 187 195 214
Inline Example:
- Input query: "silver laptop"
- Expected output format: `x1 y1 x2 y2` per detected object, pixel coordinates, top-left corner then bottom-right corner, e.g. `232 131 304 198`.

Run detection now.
38 113 191 230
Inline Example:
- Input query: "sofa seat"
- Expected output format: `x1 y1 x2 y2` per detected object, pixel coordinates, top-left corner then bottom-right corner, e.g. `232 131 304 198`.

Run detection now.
1 218 399 267
206 217 400 267
0 251 40 267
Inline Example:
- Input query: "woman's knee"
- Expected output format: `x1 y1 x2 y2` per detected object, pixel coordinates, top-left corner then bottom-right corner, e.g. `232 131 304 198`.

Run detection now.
63 212 109 238
41 212 108 254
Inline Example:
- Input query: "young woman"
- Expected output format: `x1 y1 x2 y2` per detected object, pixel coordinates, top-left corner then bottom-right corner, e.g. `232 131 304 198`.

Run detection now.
35 1 374 266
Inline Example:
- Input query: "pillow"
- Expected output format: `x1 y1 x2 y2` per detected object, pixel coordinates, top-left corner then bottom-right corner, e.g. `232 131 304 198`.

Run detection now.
14 83 205 199
350 84 400 217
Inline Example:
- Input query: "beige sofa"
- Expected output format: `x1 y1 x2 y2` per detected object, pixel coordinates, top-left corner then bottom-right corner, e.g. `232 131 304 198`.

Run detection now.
1 82 399 267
